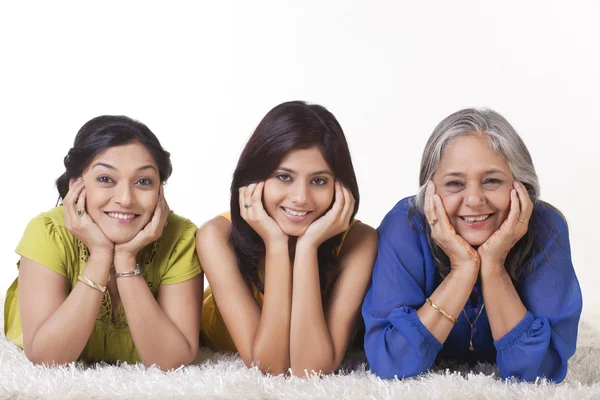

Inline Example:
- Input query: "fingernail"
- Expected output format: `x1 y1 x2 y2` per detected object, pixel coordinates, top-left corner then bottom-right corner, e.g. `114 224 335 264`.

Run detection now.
514 181 521 188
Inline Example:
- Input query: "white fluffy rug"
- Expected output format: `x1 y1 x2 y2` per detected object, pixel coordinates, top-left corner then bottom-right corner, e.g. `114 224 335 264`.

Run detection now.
1 303 599 400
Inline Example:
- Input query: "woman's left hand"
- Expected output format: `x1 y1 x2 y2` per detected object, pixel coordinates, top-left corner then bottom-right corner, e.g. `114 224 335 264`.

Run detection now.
298 181 355 248
478 181 533 265
114 186 170 260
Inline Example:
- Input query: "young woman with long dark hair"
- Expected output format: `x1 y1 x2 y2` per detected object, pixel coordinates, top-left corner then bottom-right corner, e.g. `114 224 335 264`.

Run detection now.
197 101 378 376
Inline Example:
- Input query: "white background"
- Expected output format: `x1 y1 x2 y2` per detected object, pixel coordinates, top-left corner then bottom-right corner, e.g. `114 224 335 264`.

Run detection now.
0 1 598 322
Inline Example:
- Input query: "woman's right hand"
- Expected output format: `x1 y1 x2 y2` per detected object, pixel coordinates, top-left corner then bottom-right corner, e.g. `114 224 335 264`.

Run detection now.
239 182 287 246
424 181 480 275
63 178 114 258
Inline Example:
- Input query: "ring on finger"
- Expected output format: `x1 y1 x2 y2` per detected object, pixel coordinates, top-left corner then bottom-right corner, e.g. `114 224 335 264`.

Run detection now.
428 218 438 226
518 217 528 223
77 209 85 217
244 203 252 209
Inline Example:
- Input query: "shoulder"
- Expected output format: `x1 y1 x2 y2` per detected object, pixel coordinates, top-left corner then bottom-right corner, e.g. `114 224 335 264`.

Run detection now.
342 221 378 250
196 214 232 251
530 201 569 242
161 212 198 245
378 196 425 240
21 206 71 242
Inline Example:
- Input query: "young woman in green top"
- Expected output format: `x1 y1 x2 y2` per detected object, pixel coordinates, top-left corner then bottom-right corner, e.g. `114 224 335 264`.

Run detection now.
4 116 203 370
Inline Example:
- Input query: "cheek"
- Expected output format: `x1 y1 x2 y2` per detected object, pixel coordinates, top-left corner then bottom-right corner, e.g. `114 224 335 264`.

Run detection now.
492 190 513 217
139 191 159 213
261 182 281 214
438 193 461 217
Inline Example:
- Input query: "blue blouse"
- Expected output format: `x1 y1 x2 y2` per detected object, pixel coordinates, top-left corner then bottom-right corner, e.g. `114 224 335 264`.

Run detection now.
362 196 582 382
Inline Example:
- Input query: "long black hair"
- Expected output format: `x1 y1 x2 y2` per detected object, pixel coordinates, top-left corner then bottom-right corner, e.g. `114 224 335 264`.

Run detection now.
230 101 360 292
56 115 172 201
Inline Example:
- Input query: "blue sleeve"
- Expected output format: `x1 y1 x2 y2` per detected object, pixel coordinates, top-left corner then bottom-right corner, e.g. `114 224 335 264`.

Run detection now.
362 200 442 379
494 205 582 383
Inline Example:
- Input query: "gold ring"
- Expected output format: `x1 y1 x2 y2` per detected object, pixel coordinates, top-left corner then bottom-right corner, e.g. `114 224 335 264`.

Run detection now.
518 217 528 223
77 209 85 217
428 218 438 226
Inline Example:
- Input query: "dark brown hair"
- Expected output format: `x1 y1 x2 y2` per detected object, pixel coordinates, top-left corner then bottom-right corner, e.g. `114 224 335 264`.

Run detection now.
56 115 172 201
230 101 359 291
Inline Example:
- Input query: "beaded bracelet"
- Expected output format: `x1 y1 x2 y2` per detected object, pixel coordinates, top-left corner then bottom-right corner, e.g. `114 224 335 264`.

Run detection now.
426 297 457 324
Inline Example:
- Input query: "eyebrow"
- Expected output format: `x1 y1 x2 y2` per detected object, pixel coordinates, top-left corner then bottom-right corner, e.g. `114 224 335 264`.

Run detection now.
442 169 508 178
278 167 334 177
92 162 158 172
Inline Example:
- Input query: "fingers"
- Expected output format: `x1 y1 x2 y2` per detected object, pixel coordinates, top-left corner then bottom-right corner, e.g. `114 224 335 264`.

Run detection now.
331 181 345 214
64 178 85 209
424 181 438 227
506 188 520 225
513 181 533 222
340 183 354 223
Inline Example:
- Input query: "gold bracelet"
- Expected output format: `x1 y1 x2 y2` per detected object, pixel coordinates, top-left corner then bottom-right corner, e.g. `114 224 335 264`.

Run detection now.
77 275 107 293
426 298 457 324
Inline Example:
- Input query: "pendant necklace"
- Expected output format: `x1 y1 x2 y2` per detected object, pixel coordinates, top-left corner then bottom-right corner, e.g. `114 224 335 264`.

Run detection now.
463 303 485 352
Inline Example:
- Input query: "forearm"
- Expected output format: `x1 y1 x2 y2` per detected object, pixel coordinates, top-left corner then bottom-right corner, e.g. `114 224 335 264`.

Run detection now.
289 243 335 375
26 254 111 364
417 265 478 343
114 255 197 371
251 241 292 375
480 262 527 341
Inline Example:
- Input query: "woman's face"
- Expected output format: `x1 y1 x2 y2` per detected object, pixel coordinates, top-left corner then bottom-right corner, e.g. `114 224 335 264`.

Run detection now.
263 146 335 237
432 134 514 247
79 142 160 244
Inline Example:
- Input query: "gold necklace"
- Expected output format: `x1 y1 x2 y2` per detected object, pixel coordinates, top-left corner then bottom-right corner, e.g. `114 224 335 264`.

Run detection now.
463 303 485 352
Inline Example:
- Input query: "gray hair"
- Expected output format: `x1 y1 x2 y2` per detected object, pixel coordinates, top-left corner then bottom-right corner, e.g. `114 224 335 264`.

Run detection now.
412 108 545 283
415 108 540 210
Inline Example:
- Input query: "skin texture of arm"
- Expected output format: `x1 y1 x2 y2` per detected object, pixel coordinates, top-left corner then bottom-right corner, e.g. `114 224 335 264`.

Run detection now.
478 182 532 340
112 253 203 371
196 216 293 374
290 221 377 375
416 181 480 343
18 252 112 365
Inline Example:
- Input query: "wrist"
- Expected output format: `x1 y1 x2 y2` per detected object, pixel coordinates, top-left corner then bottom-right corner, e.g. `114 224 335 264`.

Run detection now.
112 252 137 272
449 262 479 283
265 238 288 253
480 260 508 280
295 237 320 253
87 251 114 268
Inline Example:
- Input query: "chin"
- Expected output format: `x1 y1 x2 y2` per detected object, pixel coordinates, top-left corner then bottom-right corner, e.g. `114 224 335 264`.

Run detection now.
459 232 492 248
106 232 138 244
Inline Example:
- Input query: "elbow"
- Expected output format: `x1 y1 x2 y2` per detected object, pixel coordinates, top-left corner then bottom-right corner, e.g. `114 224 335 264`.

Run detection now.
142 346 198 372
24 350 74 367
289 351 338 377
368 356 424 380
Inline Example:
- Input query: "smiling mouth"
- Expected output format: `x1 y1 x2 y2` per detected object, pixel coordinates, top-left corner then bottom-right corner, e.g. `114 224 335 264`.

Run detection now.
460 214 492 223
282 207 311 217
105 212 140 220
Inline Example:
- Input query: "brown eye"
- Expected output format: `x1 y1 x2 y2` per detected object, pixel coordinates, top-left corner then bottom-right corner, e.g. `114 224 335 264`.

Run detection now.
276 174 292 182
136 178 153 186
97 176 114 184
311 177 328 185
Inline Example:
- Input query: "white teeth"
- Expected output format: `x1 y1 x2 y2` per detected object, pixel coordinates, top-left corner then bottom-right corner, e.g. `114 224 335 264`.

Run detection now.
283 207 309 217
107 212 136 220
463 215 491 222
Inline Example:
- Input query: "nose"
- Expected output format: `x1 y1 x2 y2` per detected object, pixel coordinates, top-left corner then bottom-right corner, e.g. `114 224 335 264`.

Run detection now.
114 182 134 207
289 180 309 205
463 183 486 207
